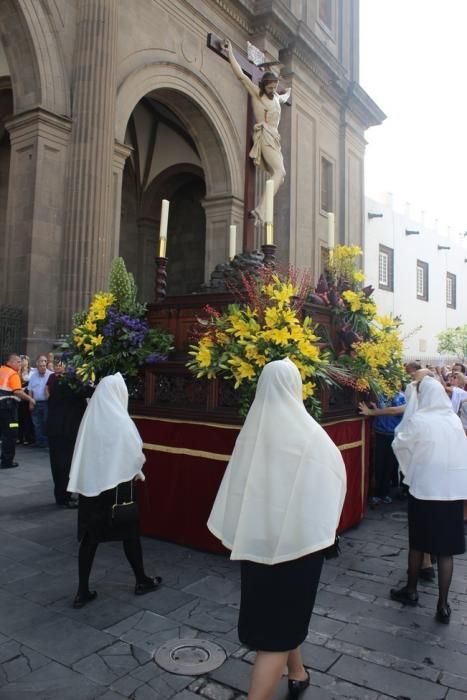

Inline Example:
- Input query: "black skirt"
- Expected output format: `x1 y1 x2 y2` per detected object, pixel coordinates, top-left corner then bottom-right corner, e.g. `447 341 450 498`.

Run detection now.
408 494 465 556
78 481 140 543
238 551 324 652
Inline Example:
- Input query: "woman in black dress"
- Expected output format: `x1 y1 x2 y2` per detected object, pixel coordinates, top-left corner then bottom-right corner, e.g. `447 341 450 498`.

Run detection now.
45 361 90 507
207 359 347 700
68 373 161 608
391 375 467 623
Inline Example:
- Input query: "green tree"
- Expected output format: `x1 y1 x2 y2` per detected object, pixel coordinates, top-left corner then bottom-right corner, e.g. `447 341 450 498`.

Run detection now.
437 325 467 359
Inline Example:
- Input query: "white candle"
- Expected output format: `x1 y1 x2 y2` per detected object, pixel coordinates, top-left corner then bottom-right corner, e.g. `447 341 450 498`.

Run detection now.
265 179 274 224
158 199 169 257
159 199 169 239
327 212 335 249
229 224 236 260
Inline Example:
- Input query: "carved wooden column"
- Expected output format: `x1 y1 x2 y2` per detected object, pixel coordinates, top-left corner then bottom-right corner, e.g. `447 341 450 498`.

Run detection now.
59 0 118 331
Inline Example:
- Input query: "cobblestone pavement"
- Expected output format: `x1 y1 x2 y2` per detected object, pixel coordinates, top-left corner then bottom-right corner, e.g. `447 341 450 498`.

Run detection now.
0 446 466 700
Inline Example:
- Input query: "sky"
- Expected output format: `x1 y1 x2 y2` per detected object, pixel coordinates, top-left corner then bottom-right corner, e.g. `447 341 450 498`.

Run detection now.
359 0 467 236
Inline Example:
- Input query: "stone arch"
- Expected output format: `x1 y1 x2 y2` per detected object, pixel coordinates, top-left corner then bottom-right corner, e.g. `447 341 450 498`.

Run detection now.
0 0 69 115
115 61 243 201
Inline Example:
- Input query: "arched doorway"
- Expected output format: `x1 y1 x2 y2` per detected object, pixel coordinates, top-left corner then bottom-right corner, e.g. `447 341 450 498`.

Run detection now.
115 64 245 304
119 96 206 299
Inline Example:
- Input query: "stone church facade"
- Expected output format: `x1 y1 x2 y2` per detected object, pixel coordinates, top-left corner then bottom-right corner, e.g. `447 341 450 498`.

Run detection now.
0 0 383 356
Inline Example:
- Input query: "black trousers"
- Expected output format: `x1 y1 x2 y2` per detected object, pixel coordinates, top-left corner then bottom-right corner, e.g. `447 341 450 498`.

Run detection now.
373 432 398 498
0 402 18 466
48 435 74 504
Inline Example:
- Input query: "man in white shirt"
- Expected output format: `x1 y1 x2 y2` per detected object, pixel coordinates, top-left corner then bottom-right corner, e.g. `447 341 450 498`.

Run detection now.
28 355 52 447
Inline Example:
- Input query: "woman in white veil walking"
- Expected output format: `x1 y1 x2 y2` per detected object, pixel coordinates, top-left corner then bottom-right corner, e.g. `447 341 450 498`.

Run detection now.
208 359 347 700
390 376 467 623
68 374 161 608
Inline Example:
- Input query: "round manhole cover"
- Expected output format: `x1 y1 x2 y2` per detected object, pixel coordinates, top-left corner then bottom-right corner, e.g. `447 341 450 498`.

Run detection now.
390 511 408 522
155 638 226 676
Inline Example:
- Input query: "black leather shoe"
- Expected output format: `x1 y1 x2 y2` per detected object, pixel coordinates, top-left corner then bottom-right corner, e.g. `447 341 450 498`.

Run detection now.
135 576 162 596
57 500 78 509
72 590 97 609
288 670 310 697
419 566 435 582
436 604 451 624
0 462 19 469
390 586 418 606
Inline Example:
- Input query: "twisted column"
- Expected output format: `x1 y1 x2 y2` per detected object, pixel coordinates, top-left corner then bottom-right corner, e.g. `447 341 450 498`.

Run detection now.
60 0 118 331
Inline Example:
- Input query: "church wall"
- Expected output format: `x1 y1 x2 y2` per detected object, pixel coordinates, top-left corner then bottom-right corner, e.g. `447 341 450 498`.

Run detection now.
0 0 381 352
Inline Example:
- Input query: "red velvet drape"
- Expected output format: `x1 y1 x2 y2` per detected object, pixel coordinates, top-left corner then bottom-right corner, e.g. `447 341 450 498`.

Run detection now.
135 416 369 552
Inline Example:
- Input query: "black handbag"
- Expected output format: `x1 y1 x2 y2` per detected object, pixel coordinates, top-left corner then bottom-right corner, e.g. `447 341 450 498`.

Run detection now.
111 481 139 525
323 535 340 560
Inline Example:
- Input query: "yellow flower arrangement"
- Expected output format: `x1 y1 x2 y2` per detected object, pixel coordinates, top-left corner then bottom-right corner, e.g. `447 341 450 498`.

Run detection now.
187 274 329 417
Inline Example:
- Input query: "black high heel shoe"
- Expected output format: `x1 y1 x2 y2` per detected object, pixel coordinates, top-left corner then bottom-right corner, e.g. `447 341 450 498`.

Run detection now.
288 670 310 698
72 590 97 609
135 576 162 596
435 603 451 624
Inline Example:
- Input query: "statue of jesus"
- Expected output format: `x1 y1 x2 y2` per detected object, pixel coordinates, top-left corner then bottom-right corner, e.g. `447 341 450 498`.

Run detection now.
223 39 290 225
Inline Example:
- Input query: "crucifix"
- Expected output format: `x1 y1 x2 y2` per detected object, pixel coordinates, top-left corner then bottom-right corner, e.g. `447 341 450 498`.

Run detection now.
207 34 290 252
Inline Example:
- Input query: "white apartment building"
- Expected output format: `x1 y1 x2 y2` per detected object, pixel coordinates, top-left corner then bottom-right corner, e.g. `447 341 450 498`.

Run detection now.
364 195 467 361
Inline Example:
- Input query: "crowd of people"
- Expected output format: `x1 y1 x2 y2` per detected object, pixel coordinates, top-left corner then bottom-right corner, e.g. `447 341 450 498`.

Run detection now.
1 351 467 700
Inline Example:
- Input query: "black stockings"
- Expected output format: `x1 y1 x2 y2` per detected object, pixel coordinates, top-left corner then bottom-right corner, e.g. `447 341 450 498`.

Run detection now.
78 535 98 595
407 548 423 592
437 555 453 609
78 534 149 595
406 548 453 609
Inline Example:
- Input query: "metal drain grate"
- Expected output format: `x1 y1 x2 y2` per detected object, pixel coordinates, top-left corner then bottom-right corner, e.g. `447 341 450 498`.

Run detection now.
155 638 226 676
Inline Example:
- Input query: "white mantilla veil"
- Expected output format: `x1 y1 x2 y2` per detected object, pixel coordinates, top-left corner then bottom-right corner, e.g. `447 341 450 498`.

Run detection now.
68 373 145 497
207 359 347 564
393 376 467 500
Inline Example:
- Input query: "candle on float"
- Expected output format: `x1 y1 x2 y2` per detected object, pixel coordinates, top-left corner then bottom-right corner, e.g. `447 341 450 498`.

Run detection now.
158 199 169 257
327 212 335 250
229 224 236 261
264 179 274 224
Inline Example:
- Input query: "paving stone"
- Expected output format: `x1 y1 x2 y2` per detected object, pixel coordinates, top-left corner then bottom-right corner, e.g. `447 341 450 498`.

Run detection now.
300 641 341 672
73 652 121 686
331 655 448 699
3 571 74 605
446 692 467 700
336 622 467 677
182 575 241 605
11 616 113 666
440 673 467 694
147 671 193 695
110 672 145 696
0 660 101 700
172 691 202 700
0 589 61 635
199 680 236 700
133 683 164 700
0 560 40 585
131 585 197 615
130 661 164 683
51 595 141 630
209 658 251 693
169 598 239 634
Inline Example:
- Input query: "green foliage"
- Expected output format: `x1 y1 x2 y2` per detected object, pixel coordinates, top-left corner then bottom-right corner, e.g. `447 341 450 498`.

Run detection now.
437 325 467 358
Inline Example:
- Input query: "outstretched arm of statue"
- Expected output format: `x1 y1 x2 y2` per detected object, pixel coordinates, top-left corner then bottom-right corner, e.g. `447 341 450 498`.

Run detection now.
223 39 259 99
278 88 291 103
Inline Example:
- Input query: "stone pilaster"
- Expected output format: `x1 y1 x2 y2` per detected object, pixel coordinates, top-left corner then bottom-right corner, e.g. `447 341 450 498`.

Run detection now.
59 0 118 332
2 108 71 357
202 195 245 280
112 140 132 259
